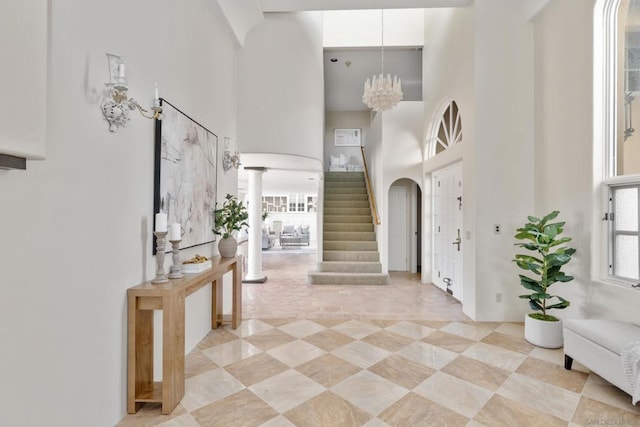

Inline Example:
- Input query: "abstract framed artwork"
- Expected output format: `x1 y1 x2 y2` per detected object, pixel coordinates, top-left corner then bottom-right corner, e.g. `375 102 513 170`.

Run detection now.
153 99 217 252
334 128 361 146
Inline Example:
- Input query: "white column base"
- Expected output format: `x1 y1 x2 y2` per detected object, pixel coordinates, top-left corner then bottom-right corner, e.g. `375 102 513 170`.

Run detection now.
242 274 267 283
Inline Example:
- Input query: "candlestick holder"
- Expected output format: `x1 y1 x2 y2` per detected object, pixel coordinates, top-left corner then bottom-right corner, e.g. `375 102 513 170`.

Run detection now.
151 231 169 284
169 239 183 279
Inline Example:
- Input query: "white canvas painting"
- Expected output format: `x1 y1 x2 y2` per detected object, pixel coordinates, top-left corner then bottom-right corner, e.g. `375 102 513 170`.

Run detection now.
155 100 217 251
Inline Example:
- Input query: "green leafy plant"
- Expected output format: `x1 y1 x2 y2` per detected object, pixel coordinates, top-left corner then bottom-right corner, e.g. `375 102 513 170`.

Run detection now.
513 211 576 321
261 210 268 222
212 194 249 239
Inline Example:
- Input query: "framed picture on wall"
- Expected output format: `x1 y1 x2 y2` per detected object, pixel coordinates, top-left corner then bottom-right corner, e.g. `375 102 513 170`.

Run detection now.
153 99 218 252
334 128 361 146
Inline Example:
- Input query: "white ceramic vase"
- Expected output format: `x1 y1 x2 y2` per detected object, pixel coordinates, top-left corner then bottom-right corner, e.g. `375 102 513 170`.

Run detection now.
218 237 237 258
524 314 563 349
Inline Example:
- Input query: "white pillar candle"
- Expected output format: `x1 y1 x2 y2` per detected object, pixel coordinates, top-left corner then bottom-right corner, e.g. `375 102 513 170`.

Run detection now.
155 212 167 232
169 223 181 241
154 82 159 100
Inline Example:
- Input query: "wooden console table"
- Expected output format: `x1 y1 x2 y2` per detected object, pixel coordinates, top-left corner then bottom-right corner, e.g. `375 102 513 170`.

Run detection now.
127 255 242 414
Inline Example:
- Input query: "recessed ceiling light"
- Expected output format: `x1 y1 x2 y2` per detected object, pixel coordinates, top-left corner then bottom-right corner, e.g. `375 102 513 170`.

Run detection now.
330 58 338 63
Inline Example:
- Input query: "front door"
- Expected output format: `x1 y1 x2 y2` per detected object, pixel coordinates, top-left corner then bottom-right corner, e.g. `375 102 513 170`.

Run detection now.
432 162 463 301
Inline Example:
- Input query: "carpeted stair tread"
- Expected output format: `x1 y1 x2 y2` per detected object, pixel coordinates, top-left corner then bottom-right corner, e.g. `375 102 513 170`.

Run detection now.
324 231 376 241
323 251 380 262
324 200 370 208
307 271 389 285
324 215 373 223
324 223 374 232
323 187 369 195
324 207 372 216
323 241 378 251
325 194 369 201
318 261 382 273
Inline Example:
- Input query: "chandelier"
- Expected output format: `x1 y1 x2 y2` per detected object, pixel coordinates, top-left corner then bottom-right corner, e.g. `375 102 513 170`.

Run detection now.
362 10 403 112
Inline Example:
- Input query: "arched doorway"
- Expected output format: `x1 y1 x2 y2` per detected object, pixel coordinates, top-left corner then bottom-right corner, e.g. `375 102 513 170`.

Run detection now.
388 178 421 272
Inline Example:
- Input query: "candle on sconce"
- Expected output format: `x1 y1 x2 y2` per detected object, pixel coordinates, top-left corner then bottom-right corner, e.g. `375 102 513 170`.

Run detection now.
153 82 161 108
117 60 126 79
155 212 167 232
169 223 181 241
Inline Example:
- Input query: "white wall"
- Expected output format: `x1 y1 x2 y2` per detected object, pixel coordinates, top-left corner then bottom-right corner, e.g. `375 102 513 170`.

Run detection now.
468 0 535 321
422 2 534 321
0 1 238 425
237 12 324 162
323 9 425 47
422 6 476 318
534 0 640 323
325 111 371 169
0 1 47 159
379 102 424 273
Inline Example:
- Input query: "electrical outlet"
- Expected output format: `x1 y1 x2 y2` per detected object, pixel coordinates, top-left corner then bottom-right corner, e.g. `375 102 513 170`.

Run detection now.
496 293 502 303
493 224 501 234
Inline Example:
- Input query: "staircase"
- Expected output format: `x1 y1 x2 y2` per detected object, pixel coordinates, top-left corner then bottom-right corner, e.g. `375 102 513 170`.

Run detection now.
307 171 389 285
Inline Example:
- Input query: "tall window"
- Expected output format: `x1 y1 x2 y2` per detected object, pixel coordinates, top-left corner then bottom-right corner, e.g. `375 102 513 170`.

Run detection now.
610 185 640 280
602 0 640 283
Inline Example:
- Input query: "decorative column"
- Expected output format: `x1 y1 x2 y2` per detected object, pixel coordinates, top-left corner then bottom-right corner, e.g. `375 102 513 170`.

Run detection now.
243 167 267 283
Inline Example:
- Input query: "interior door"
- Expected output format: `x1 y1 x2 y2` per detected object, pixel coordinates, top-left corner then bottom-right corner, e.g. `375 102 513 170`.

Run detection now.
389 185 408 271
432 163 463 301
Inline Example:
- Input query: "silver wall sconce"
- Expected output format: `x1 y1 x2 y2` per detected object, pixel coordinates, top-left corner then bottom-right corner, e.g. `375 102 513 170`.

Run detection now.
222 137 240 172
101 53 162 132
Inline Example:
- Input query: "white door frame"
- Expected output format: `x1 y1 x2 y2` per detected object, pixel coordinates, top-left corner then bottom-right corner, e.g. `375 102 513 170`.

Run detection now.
388 179 420 272
431 162 463 301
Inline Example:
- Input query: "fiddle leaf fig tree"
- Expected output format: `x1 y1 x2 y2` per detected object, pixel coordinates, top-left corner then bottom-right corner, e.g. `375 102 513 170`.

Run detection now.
213 194 249 239
513 210 576 321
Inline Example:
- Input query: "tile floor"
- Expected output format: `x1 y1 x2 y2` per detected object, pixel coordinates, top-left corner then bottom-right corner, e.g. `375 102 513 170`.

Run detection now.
118 252 640 427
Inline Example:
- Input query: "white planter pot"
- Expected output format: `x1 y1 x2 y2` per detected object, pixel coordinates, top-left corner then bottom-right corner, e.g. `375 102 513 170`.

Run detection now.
218 237 237 258
524 314 563 349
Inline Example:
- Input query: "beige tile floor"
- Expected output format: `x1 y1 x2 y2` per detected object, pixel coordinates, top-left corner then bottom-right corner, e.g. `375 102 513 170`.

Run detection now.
118 251 640 427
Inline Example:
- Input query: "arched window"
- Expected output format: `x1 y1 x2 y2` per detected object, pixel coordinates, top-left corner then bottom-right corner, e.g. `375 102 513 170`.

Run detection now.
598 0 640 283
427 100 463 159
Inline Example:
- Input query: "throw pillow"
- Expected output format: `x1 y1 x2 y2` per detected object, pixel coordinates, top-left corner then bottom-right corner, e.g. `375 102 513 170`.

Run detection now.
300 225 309 234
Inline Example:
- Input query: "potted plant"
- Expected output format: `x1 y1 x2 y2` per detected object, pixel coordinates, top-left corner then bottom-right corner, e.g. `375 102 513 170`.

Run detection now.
513 210 576 348
213 193 249 257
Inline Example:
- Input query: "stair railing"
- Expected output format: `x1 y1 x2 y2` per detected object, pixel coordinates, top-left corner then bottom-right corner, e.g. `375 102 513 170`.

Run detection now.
360 145 381 225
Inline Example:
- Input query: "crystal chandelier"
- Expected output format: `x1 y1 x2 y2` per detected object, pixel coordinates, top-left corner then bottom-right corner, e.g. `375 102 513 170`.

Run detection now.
362 10 403 112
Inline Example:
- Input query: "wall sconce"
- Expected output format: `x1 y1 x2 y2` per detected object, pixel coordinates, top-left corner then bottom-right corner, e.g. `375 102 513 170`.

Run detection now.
222 137 241 172
101 53 162 132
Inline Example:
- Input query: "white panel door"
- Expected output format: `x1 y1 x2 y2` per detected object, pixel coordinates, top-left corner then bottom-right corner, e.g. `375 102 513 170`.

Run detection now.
432 163 463 301
389 185 408 271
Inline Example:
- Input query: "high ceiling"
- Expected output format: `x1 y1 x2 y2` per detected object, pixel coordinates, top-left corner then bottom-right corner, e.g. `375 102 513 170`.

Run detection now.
324 47 422 112
258 0 471 12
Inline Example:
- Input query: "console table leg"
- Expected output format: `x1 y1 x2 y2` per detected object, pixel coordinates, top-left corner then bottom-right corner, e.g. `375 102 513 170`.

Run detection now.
128 298 153 414
161 293 185 415
232 262 242 329
211 279 223 329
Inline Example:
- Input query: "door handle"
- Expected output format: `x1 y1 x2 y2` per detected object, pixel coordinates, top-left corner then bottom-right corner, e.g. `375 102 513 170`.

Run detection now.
451 229 461 252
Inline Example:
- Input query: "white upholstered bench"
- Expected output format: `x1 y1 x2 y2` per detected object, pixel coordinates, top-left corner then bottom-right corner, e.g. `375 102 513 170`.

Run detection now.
564 319 640 396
